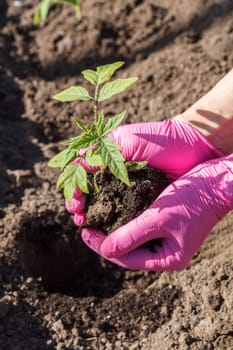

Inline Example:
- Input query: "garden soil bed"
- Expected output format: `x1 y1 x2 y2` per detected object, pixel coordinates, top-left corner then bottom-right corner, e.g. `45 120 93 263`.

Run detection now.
0 1 233 349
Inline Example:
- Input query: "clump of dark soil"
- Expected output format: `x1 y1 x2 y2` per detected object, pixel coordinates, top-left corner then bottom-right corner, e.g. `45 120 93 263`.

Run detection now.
85 166 170 233
17 210 99 291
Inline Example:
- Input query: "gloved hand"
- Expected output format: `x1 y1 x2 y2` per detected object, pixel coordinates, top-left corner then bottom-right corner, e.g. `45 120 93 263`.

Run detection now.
66 119 221 225
65 119 226 269
82 154 233 270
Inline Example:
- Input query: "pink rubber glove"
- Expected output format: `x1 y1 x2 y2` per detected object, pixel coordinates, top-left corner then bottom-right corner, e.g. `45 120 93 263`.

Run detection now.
82 155 233 270
66 120 221 226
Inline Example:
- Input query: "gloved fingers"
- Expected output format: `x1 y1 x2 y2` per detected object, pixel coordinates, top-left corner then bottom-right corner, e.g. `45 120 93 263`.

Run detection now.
74 212 86 226
108 121 172 168
108 247 181 271
94 204 169 259
65 192 87 226
72 157 99 173
81 210 168 258
81 228 106 253
65 195 86 214
81 227 132 268
73 188 82 199
81 228 183 271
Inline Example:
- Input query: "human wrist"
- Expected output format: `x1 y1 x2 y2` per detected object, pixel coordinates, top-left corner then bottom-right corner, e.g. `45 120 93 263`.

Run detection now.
174 69 233 155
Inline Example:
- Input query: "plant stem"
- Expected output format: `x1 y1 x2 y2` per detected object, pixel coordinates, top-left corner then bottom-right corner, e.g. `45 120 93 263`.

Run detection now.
94 85 99 122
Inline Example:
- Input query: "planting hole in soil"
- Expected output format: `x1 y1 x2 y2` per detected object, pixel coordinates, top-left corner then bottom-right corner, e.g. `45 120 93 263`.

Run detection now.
17 210 125 294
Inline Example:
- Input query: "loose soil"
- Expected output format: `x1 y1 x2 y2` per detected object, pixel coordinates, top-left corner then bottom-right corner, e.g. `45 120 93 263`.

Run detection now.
1 1 233 349
85 167 170 233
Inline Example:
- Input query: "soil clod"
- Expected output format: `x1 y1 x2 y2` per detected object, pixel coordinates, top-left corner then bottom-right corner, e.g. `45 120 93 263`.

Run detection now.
85 167 170 233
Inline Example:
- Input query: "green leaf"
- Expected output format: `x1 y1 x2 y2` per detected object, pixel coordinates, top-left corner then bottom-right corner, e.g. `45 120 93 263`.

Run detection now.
71 117 89 132
34 0 81 25
57 165 77 189
57 164 88 193
53 0 81 16
62 132 98 150
95 110 105 135
74 2 82 21
61 135 81 146
40 0 51 19
93 172 100 192
48 147 77 169
96 62 125 85
98 77 138 102
102 111 126 136
34 0 51 25
48 149 68 168
126 161 148 171
62 164 89 204
62 147 77 168
63 180 76 204
99 138 130 185
53 86 92 102
74 164 89 194
86 149 103 167
82 69 98 86
33 9 41 25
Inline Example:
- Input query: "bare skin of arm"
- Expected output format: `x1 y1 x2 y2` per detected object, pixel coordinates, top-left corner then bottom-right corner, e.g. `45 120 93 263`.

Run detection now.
175 69 233 155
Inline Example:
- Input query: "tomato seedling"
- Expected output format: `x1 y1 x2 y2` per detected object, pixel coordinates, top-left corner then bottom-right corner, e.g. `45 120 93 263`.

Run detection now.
49 61 143 203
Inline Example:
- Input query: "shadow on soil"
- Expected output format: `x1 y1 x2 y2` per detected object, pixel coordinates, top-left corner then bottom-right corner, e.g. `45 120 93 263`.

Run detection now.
17 210 125 297
0 68 44 211
0 0 44 213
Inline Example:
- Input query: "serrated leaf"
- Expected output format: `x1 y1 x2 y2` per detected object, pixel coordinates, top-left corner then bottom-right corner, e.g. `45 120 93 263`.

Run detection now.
58 164 89 196
71 117 88 132
96 62 125 85
62 147 77 168
63 164 89 203
48 149 68 168
99 138 130 185
62 133 98 150
102 111 126 136
95 110 105 135
63 180 76 204
74 164 89 194
53 86 92 102
62 136 79 146
57 165 77 189
126 161 148 171
86 149 103 167
82 69 98 86
98 77 138 102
